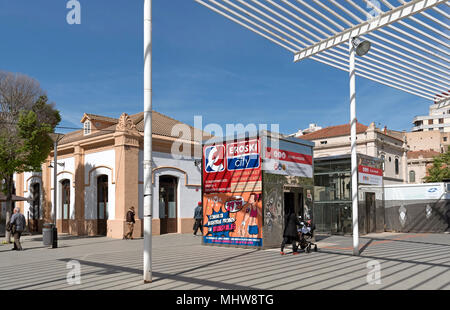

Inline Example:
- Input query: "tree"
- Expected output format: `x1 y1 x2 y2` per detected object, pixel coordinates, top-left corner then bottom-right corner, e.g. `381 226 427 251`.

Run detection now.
0 71 61 242
423 146 450 183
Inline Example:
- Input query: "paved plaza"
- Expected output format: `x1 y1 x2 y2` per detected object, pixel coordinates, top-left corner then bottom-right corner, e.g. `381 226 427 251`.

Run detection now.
0 232 449 290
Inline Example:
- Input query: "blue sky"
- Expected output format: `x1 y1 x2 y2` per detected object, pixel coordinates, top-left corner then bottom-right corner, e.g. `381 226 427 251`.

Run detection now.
0 0 430 135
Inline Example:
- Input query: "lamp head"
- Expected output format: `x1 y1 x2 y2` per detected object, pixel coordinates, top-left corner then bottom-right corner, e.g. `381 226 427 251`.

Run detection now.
352 37 371 56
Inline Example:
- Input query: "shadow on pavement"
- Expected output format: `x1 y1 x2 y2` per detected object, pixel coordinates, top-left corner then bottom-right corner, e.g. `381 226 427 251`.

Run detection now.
53 250 260 290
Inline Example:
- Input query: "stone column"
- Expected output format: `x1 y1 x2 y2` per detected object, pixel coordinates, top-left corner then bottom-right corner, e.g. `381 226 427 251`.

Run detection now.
108 114 142 239
402 137 408 183
72 143 85 235
16 173 24 214
41 158 53 223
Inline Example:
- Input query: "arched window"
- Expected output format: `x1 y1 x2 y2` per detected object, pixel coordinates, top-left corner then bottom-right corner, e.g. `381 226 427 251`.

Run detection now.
395 158 399 175
409 170 416 183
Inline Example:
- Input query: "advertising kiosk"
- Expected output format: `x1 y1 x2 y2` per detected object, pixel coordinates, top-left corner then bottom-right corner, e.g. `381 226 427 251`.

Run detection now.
201 131 314 249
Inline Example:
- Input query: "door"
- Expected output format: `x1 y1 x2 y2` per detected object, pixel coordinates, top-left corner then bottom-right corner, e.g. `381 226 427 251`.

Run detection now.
159 176 178 234
283 187 303 218
61 179 70 233
284 192 295 216
365 192 376 234
97 175 108 236
31 183 40 232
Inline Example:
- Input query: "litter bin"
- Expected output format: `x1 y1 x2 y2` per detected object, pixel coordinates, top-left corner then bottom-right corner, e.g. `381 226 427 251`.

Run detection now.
43 223 54 246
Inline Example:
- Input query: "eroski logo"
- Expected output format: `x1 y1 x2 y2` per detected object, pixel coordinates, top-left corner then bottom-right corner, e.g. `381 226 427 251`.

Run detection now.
205 145 226 173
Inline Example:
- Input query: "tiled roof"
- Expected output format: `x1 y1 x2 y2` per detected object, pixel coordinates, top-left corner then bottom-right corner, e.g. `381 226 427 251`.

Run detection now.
407 150 441 159
301 123 368 141
83 113 118 124
59 111 210 146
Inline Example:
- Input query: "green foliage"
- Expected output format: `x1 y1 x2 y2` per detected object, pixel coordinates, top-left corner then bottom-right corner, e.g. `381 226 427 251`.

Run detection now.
0 95 61 194
423 146 450 183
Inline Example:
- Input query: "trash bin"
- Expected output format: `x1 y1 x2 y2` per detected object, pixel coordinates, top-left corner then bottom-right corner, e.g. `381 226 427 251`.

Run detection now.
43 223 54 246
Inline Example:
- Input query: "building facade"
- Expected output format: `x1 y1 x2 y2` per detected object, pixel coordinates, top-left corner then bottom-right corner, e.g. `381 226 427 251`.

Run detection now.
298 122 408 184
412 101 450 133
11 111 205 238
407 150 441 184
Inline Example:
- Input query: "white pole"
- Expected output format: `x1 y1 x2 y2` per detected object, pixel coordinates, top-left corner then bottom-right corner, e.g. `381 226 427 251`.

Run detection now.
143 0 153 283
349 38 359 256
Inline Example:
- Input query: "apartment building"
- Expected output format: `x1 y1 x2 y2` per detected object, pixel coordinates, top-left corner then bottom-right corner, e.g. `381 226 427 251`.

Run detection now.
412 100 450 133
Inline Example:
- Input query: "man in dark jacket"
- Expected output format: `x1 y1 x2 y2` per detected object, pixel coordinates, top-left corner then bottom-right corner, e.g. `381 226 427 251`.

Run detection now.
10 207 26 251
193 202 203 236
280 208 300 255
123 206 135 240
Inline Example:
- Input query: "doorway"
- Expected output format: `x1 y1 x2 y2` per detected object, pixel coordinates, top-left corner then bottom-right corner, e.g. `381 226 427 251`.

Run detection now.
365 192 376 234
30 183 40 232
97 175 108 236
61 179 70 233
159 176 178 234
283 187 304 218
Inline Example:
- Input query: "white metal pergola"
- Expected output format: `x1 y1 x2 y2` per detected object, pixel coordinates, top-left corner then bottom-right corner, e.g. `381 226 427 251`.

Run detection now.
192 0 450 257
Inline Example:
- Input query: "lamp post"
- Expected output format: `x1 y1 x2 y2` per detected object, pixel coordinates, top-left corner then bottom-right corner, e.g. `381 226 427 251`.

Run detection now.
143 0 153 283
49 132 65 248
349 37 371 256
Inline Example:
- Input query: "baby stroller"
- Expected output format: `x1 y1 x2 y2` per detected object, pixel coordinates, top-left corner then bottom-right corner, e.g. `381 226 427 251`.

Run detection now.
297 218 318 253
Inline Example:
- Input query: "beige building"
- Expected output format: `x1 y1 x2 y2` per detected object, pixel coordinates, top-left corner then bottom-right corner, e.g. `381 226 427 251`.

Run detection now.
407 150 441 184
8 111 208 239
298 122 408 184
386 129 449 183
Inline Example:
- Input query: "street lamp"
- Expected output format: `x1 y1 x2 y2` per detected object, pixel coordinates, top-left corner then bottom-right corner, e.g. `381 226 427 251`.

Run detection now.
49 132 65 248
351 37 371 57
349 37 371 256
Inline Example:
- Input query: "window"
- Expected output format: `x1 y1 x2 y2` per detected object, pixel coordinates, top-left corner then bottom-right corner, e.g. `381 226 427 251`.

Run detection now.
84 120 91 135
395 158 399 175
409 170 416 183
444 137 448 142
428 119 433 125
380 154 385 171
439 118 444 124
320 141 327 145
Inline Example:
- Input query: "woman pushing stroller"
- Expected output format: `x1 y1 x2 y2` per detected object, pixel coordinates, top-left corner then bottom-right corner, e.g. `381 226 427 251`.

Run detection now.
280 208 301 255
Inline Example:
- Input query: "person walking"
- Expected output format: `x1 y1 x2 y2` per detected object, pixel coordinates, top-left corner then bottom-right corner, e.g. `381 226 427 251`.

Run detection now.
193 202 203 236
123 206 135 240
10 207 26 251
280 208 300 255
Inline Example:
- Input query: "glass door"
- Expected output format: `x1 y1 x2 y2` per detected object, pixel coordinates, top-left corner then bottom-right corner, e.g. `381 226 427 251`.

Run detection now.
61 179 70 233
97 175 108 236
159 176 178 234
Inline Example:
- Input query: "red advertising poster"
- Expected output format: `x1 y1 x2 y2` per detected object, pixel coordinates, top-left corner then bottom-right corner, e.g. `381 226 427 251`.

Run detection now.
203 139 261 193
202 192 263 247
203 138 263 246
